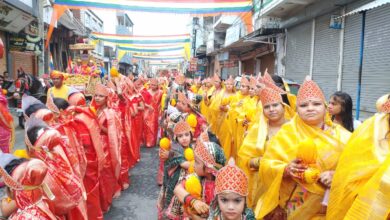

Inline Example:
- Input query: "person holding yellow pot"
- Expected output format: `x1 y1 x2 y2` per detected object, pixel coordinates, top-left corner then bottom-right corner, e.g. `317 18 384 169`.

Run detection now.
254 79 351 220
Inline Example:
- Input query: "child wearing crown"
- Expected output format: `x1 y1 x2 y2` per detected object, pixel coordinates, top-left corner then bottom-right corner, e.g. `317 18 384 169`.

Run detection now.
209 158 255 220
157 120 193 219
174 131 226 219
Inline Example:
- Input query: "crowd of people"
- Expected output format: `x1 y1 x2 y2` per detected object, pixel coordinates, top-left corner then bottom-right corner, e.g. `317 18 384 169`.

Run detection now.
0 67 388 220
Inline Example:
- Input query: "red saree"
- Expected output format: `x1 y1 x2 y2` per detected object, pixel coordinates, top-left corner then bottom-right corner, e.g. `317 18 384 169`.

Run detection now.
117 99 131 188
97 108 122 211
143 89 163 148
9 159 57 220
0 95 14 153
28 129 84 218
72 107 105 220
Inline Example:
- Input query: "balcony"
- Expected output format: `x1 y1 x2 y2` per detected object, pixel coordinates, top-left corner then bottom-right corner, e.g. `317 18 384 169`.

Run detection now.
260 0 318 18
213 16 238 33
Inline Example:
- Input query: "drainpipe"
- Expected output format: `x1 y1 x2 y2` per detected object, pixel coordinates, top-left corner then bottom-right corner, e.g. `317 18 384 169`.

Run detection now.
356 11 366 120
337 7 346 91
309 18 315 78
238 60 242 76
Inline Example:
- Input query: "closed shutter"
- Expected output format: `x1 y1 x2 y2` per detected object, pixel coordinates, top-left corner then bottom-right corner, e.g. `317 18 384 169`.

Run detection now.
285 20 312 83
342 0 390 118
312 12 341 99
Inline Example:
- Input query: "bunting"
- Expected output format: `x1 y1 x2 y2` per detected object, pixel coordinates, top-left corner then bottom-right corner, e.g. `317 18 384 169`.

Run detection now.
90 32 190 44
133 54 184 60
117 45 184 53
53 0 252 14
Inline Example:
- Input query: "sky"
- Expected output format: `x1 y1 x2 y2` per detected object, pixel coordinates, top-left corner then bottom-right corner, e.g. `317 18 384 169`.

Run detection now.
102 11 191 36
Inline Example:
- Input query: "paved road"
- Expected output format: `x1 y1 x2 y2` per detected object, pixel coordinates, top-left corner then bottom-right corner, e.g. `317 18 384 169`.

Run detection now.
104 146 160 219
11 114 161 219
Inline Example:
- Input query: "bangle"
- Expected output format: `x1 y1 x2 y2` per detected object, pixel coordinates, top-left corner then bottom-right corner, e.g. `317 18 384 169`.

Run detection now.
184 194 194 207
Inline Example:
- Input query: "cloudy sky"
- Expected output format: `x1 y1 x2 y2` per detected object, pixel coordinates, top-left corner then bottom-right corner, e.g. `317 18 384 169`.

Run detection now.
102 11 191 36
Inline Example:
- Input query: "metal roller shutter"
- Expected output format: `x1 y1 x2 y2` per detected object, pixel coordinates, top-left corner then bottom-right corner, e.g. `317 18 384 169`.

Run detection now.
285 20 312 83
342 0 390 118
312 12 341 100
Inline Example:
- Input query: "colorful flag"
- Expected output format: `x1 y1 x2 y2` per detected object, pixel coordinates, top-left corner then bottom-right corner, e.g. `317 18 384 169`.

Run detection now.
49 53 54 71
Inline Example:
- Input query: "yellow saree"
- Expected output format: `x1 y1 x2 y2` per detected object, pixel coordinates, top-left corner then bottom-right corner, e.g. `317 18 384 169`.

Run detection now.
237 111 267 208
255 115 351 220
327 113 390 220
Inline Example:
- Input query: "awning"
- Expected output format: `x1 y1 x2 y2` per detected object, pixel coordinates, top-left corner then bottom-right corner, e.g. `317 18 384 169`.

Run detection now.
340 0 390 17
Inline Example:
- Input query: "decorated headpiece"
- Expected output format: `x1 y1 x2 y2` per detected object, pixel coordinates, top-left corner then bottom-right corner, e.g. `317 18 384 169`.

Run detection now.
262 70 286 94
24 115 49 149
215 158 248 196
249 76 257 88
225 75 234 85
94 83 110 97
173 120 192 135
260 87 283 106
376 94 390 114
22 95 53 122
240 76 250 87
194 139 225 175
296 78 325 104
50 70 64 79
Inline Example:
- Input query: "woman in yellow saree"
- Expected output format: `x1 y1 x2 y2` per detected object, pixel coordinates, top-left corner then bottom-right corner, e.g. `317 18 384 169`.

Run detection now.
207 74 224 134
238 87 288 209
327 94 390 220
254 79 351 220
219 76 252 160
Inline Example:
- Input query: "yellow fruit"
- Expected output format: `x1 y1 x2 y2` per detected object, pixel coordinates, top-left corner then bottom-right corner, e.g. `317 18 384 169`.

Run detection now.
221 96 231 106
304 167 320 184
13 149 30 159
188 161 195 173
2 89 7 95
185 175 202 198
184 148 194 161
186 114 197 128
170 98 177 106
159 137 171 150
296 138 317 164
110 67 119 78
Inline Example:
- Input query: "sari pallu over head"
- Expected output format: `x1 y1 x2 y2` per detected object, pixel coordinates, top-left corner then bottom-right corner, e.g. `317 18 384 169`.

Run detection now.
8 159 57 220
93 84 122 179
25 120 84 216
254 114 351 219
327 112 390 220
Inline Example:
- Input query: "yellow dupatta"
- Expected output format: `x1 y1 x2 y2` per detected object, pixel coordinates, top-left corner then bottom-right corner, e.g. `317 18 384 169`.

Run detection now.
285 93 297 119
255 115 351 219
208 88 225 134
237 110 267 208
327 113 390 220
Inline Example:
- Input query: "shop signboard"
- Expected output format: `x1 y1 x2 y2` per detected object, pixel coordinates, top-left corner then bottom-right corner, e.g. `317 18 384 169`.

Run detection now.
9 31 42 54
0 2 34 33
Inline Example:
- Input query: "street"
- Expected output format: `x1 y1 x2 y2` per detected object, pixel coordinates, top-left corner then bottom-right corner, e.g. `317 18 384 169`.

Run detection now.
11 115 160 219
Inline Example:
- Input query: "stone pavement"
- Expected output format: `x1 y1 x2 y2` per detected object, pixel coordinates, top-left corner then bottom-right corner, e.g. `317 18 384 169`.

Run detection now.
104 146 160 219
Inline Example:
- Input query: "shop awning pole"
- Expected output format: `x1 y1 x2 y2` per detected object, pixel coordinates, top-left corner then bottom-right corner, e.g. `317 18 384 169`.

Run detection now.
356 11 366 120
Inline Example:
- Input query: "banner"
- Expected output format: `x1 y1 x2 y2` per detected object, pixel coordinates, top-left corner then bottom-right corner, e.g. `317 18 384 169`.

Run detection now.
90 32 190 44
53 0 252 14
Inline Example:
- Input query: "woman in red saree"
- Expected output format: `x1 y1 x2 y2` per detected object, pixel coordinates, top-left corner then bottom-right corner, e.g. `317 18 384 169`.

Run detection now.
143 78 163 148
3 158 57 220
0 94 14 153
92 84 122 212
108 76 131 189
67 97 105 220
24 116 85 219
133 78 145 151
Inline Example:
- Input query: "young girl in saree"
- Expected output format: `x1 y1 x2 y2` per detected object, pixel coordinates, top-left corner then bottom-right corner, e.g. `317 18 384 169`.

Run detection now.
174 132 226 219
92 84 122 212
158 120 193 219
254 79 351 220
209 158 255 220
